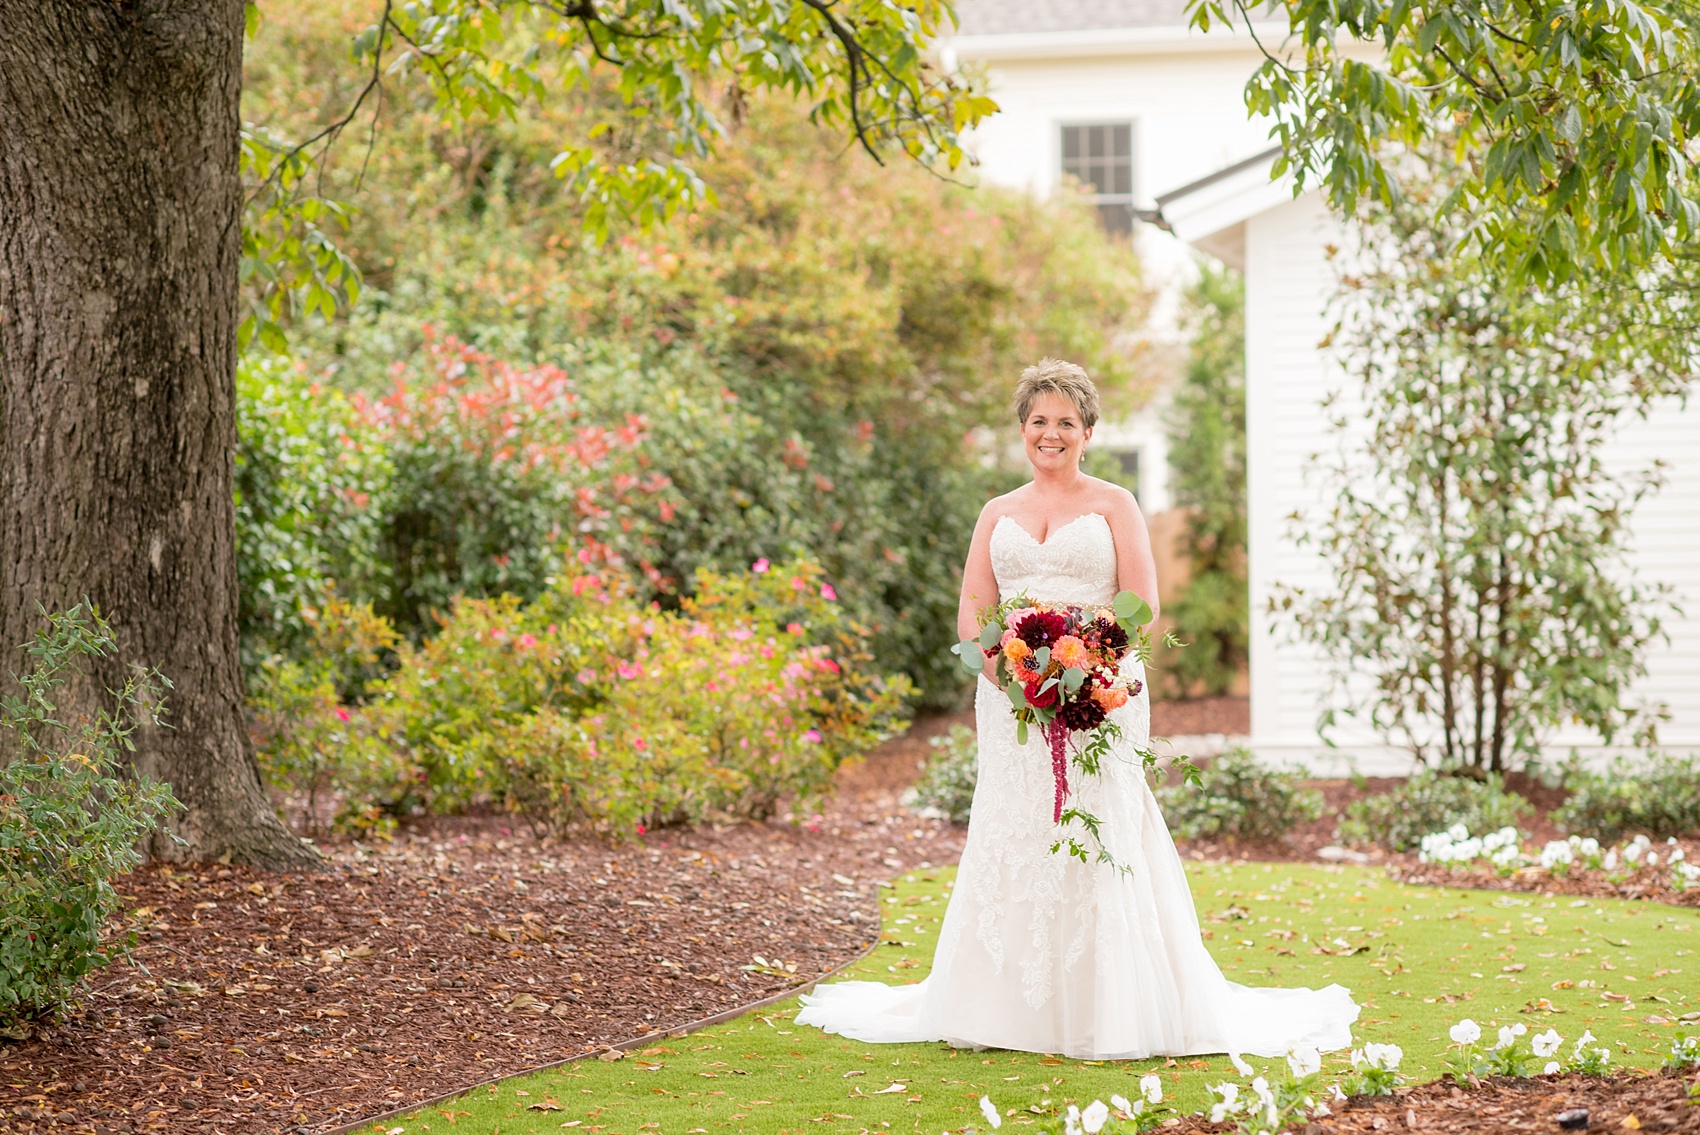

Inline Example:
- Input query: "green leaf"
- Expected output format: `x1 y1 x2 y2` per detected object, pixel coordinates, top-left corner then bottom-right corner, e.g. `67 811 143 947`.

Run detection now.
1062 667 1086 693
1112 591 1152 626
978 622 1002 651
951 639 985 674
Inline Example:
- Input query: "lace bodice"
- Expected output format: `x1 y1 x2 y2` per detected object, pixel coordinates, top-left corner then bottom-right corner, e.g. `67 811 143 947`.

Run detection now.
990 513 1118 608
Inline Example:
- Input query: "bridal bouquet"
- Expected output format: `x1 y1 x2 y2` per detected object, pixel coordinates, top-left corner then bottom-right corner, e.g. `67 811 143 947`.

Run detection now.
952 591 1171 864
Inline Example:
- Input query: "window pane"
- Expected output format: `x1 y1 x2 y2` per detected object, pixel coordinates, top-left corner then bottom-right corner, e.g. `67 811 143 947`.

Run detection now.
1112 162 1132 196
1097 202 1134 235
1113 124 1132 157
1062 126 1081 161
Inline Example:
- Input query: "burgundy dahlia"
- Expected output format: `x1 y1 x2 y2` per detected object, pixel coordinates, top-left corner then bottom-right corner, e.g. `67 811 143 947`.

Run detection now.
1056 697 1107 732
1094 619 1129 654
1017 610 1070 650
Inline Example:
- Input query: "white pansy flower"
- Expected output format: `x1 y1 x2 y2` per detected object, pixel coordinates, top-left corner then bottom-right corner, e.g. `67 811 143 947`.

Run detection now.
1349 1048 1365 1068
1110 1094 1133 1113
1140 1073 1164 1104
1449 1019 1482 1045
1331 1084 1348 1102
1544 1061 1561 1075
1286 1046 1322 1078
1250 1077 1277 1125
1531 1029 1563 1058
1313 1102 1332 1118
1363 1043 1403 1070
1230 1052 1254 1076
1081 1100 1110 1134
1209 1083 1240 1123
1540 840 1574 869
1574 1030 1596 1052
978 1095 1002 1130
1448 822 1470 841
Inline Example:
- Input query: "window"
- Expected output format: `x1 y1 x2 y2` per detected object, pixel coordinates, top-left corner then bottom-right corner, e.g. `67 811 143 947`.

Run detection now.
1060 122 1135 234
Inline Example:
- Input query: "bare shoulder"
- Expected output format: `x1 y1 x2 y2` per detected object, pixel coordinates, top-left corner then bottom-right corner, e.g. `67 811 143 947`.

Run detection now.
1083 477 1143 527
977 486 1032 528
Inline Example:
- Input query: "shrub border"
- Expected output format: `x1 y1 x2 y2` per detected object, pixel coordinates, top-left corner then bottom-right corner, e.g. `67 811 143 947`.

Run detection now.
321 927 885 1133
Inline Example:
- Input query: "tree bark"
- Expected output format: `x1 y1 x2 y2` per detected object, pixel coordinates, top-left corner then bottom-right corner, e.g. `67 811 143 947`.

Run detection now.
0 0 318 868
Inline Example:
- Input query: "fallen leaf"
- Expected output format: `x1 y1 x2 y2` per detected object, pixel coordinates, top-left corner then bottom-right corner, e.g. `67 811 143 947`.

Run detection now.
527 1102 562 1112
504 993 546 1013
842 1070 866 1078
634 1061 664 1072
597 1049 624 1063
1620 1116 1640 1130
872 1083 908 1094
558 1124 581 1129
1502 964 1526 973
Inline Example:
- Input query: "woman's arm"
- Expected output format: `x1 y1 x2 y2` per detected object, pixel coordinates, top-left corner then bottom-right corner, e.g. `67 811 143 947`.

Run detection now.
1104 488 1160 624
958 502 1004 677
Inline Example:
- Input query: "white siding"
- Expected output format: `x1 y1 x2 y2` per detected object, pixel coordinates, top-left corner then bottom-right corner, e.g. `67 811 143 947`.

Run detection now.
958 46 1275 291
1246 194 1700 772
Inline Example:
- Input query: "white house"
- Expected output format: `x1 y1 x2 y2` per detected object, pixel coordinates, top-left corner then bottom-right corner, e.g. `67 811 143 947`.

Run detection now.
949 0 1700 772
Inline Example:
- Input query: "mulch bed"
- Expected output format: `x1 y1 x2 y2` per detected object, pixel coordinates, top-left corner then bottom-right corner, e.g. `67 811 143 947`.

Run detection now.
1301 1070 1700 1134
1151 696 1250 738
1175 1071 1700 1134
0 722 964 1135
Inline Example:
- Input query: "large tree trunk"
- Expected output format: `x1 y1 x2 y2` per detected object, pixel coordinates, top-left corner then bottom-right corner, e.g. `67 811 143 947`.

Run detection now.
0 0 318 868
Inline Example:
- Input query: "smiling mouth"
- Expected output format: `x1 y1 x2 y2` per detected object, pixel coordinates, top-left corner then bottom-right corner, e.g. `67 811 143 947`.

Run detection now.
1037 445 1066 454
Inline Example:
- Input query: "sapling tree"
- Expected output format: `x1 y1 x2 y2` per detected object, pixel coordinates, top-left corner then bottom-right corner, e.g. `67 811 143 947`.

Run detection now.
1280 162 1695 771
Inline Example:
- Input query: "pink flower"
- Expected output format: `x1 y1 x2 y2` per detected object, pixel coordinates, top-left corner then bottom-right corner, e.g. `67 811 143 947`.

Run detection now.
576 668 597 684
336 707 351 722
635 822 646 835
790 576 806 591
820 584 837 601
617 661 642 680
632 736 648 751
802 728 822 743
806 812 824 833
786 621 805 635
518 633 537 649
729 627 753 641
752 557 771 573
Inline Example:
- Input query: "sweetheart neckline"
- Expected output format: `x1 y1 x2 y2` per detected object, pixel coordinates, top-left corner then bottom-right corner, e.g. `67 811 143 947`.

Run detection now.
993 511 1108 548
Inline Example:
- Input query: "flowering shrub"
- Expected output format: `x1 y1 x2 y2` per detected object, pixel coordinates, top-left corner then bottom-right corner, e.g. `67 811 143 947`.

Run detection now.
0 607 181 1029
1444 1018 1610 1081
1156 748 1324 843
1665 1033 1700 1072
1416 825 1700 890
358 329 671 636
249 597 404 836
1554 753 1700 841
271 557 909 835
906 724 978 824
1339 769 1530 850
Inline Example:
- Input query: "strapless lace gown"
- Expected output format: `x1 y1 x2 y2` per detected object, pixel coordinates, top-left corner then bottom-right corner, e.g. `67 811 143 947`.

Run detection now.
796 512 1359 1059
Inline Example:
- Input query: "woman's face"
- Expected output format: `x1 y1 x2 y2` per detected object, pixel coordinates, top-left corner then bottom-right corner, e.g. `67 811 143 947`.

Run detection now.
1021 391 1092 476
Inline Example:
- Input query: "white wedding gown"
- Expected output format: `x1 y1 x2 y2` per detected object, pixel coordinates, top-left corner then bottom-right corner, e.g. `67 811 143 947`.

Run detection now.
796 512 1360 1059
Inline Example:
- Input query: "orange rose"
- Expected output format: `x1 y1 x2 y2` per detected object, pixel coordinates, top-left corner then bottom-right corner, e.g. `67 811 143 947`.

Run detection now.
1092 685 1130 711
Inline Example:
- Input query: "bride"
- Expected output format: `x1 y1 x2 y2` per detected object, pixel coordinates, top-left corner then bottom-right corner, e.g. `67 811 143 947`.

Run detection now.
795 359 1359 1059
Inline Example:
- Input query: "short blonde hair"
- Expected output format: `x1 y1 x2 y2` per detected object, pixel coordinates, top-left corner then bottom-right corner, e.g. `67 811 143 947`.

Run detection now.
1014 358 1100 429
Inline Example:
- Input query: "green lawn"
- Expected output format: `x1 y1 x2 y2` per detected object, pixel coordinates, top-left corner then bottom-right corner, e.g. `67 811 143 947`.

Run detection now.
381 862 1698 1135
